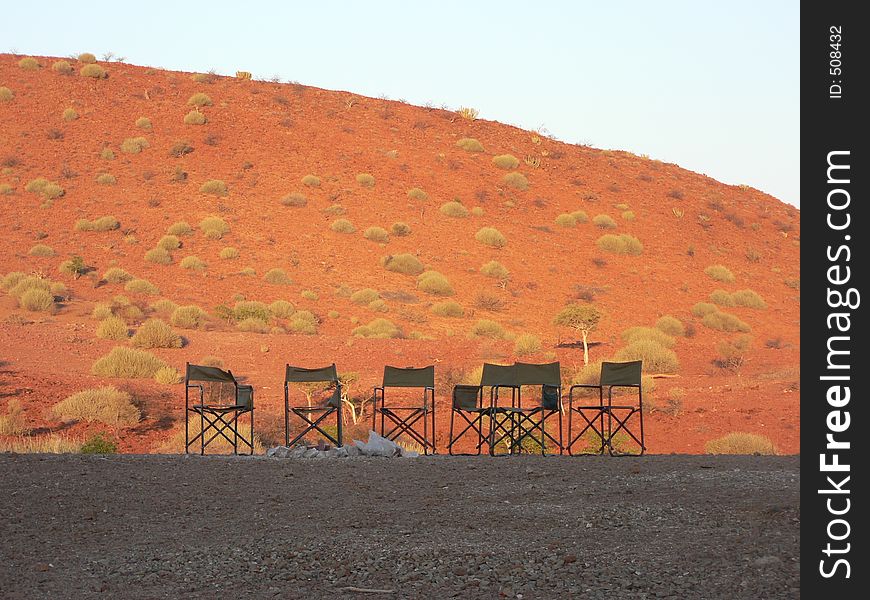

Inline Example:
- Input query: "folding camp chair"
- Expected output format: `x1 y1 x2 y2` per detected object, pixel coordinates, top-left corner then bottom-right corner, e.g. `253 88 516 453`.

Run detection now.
185 362 254 455
480 363 522 456
509 362 564 455
447 384 489 455
568 360 645 456
372 365 436 455
284 363 342 448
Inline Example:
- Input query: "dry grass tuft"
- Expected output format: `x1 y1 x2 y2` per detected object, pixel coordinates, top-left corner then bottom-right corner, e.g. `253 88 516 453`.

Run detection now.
475 227 507 248
492 154 519 170
502 172 529 190
470 319 507 339
52 386 140 427
431 301 464 318
655 315 685 337
364 226 389 243
456 138 484 152
180 256 207 271
280 192 307 207
92 347 168 378
120 137 149 154
171 305 207 329
704 264 735 283
440 201 469 218
330 219 356 234
200 180 228 196
264 268 292 285
596 234 643 255
188 92 213 107
391 222 411 236
301 175 321 187
514 333 542 356
614 339 679 373
356 173 376 187
80 64 107 79
382 253 424 275
407 188 428 200
184 110 207 125
199 216 229 239
131 319 182 349
705 432 777 455
352 318 402 339
96 316 129 340
417 271 454 296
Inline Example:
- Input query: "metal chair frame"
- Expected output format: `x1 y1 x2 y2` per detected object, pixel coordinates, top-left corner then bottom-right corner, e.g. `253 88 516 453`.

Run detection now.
447 385 490 455
185 363 254 455
284 364 343 448
372 366 437 455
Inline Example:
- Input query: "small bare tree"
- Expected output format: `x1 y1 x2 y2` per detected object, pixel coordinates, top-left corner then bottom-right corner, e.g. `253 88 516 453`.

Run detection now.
553 304 603 366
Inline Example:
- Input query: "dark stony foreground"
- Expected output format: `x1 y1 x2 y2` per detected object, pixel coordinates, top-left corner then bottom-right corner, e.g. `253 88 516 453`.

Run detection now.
0 454 799 599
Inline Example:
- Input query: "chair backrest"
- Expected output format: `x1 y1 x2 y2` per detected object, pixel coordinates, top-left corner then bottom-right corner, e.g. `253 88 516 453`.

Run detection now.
382 365 435 388
541 385 560 410
480 363 517 388
236 386 254 410
453 385 483 410
186 363 236 385
285 364 339 384
513 361 561 386
600 361 643 387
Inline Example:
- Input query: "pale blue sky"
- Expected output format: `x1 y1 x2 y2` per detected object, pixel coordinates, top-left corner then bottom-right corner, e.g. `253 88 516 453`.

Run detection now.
2 0 799 206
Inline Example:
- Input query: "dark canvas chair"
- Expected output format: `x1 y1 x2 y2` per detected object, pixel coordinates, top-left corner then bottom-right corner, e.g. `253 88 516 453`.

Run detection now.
509 361 564 455
373 365 436 455
185 362 254 455
284 364 342 448
447 384 489 455
480 363 521 456
568 360 645 456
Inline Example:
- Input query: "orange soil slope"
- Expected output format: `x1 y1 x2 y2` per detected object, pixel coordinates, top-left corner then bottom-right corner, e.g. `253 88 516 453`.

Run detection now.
0 55 800 454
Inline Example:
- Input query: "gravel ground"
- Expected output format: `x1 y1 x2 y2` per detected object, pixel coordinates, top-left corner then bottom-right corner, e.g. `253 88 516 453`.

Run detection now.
0 454 800 599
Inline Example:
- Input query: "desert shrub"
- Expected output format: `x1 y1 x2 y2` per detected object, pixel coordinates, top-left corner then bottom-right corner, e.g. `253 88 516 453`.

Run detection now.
135 116 152 130
391 222 411 236
571 210 589 223
150 299 178 316
157 235 181 251
366 299 388 313
784 278 800 290
76 216 120 232
440 201 469 218
709 289 736 306
188 92 213 107
19 288 55 312
1 272 27 291
131 319 182 349
555 213 577 227
0 87 13 102
162 224 191 239
356 173 375 187
382 253 424 275
52 387 139 427
237 317 270 333
264 268 291 285
82 432 117 453
91 347 168 378
171 305 207 329
705 432 777 455
199 216 229 238
280 192 307 207
102 267 132 283
145 247 172 265
596 234 643 255
691 302 718 317
514 333 542 356
58 256 87 277
180 256 206 271
120 137 149 154
233 301 271 322
8 276 51 300
0 399 27 436
330 219 356 233
492 154 519 170
352 318 402 339
349 289 379 306
614 339 679 373
323 204 346 216
78 52 97 63
655 315 685 337
52 60 73 74
96 173 116 185
200 180 228 196
407 188 428 200
731 289 767 309
301 290 319 301
364 226 389 243
100 147 115 160
0 183 13 194
124 279 159 295
702 310 751 333
28 244 55 257
475 227 507 248
301 175 321 187
168 140 194 158
154 367 181 385
471 207 484 216
704 265 735 283
26 177 65 200
475 291 506 312
269 300 295 318
431 301 464 318
328 311 340 318
19 57 40 70
184 110 207 125
456 138 484 152
80 64 107 78
50 282 68 300
621 211 636 220
288 310 318 335
715 334 753 370
417 271 453 296
593 214 617 229
502 172 528 191
63 108 79 121
621 326 676 349
480 260 509 279
470 319 507 339
91 304 114 320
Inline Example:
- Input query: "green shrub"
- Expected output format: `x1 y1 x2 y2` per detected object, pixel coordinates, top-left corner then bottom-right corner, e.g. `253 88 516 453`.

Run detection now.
180 256 206 271
709 289 736 306
171 305 207 329
364 226 389 243
480 260 509 279
571 210 589 223
555 213 577 227
702 311 751 333
188 92 213 107
145 247 172 265
431 301 464 318
288 310 318 334
28 244 55 257
655 316 685 337
301 175 321 187
596 234 643 255
78 52 97 63
0 87 13 102
470 319 507 339
514 333 542 356
475 227 507 248
264 268 291 285
269 300 295 318
52 60 73 74
120 137 149 154
391 222 411 236
96 316 129 340
731 289 767 309
351 289 380 305
154 367 181 385
233 301 271 322
280 192 307 207
95 173 116 185
440 201 469 218
492 154 519 170
352 318 401 339
417 271 453 296
19 57 40 70
301 290 319 301
691 302 718 317
52 387 140 427
19 288 55 312
199 216 229 238
91 347 168 378
456 138 484 152
167 221 193 236
58 256 87 277
621 326 675 348
356 173 375 187
704 265 735 283
157 235 181 251
80 64 107 79
382 253 424 275
184 110 207 125
593 214 617 229
124 279 159 295
200 180 228 196
135 116 152 130
63 108 79 121
407 188 428 200
330 219 356 233
705 432 777 455
614 339 679 373
502 172 528 190
131 319 182 349
237 317 270 333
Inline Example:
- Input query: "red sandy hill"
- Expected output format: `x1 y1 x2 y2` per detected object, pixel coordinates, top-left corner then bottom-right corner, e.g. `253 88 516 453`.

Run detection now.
0 54 800 454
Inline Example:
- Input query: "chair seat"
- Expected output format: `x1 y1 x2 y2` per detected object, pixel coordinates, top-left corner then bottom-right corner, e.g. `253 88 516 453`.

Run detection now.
192 404 250 412
290 405 338 412
572 404 637 411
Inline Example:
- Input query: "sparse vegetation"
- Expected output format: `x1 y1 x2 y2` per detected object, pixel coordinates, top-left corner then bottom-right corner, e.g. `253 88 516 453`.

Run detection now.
154 367 181 385
95 173 116 185
120 137 149 154
237 317 270 333
100 147 115 160
470 319 507 340
615 339 679 373
145 247 172 265
356 173 375 187
364 227 389 243
183 110 207 125
514 333 542 356
157 235 181 251
0 399 26 436
456 138 484 152
705 432 777 455
417 271 454 296
28 244 55 257
131 319 182 349
553 304 602 365
25 177 65 200
301 175 321 187
124 278 159 295
19 57 40 70
188 92 213 107
232 301 271 322
92 347 168 378
352 318 402 339
571 210 589 223
691 302 718 317
702 310 751 333
280 192 307 207
391 222 411 236
269 300 295 318
704 265 735 283
78 52 97 63
596 234 643 255
709 289 736 306
622 210 636 220
171 305 207 329
492 154 519 170
655 316 685 337
288 310 318 335
63 108 79 121
19 288 55 312
52 387 140 427
480 261 509 280
103 268 133 284
351 289 380 305
715 334 752 370
502 172 529 191
264 268 292 285
96 316 128 340
330 219 356 233
440 201 469 218
80 64 107 79
731 289 767 309
475 291 505 312
52 60 73 74
135 116 152 130
555 213 577 227
301 290 319 301
407 188 428 200
219 247 239 259
593 214 617 229
475 227 507 249
200 180 228 196
0 87 13 102
431 301 464 318
75 216 120 232
180 256 206 271
621 326 676 348
382 253 424 275
58 255 87 278
199 216 229 239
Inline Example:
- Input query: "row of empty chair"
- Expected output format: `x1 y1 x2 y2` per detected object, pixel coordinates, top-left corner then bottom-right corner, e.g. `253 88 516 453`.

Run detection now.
184 360 645 457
